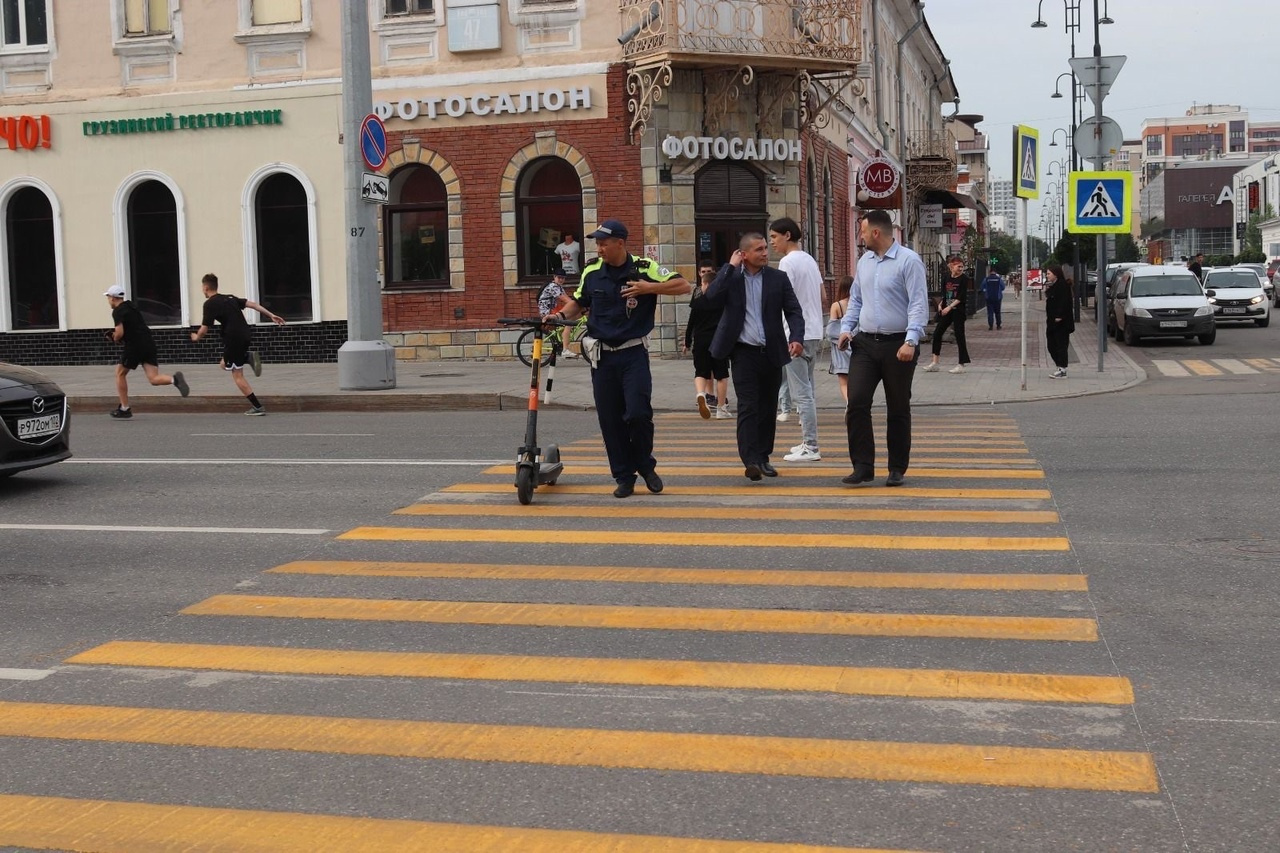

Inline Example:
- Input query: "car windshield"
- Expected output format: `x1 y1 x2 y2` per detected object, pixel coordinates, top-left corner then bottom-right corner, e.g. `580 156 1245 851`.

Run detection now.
1130 275 1202 297
1204 271 1261 289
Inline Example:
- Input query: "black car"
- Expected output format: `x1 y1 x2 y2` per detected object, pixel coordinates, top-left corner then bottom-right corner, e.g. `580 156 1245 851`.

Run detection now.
0 362 72 477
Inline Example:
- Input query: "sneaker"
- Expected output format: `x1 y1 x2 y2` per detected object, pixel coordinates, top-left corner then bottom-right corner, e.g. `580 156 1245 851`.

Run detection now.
245 405 267 416
109 406 132 419
776 411 789 422
784 444 822 462
696 393 711 420
705 394 718 408
714 405 733 419
1050 368 1067 379
922 362 939 372
173 371 190 397
249 350 262 378
949 365 966 374
790 442 806 454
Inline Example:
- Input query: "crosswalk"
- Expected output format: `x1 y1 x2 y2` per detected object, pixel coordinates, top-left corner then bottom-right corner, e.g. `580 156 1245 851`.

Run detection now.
1151 356 1280 377
0 410 1164 850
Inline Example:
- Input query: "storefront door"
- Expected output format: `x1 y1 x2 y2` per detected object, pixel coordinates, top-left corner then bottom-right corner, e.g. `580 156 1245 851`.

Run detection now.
694 162 766 268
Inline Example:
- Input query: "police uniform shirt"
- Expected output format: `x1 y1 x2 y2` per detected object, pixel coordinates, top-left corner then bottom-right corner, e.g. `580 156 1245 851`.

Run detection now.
574 254 678 347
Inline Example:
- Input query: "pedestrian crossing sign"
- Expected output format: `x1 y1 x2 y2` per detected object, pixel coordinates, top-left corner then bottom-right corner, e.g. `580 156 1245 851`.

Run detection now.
1013 125 1039 199
1067 171 1132 234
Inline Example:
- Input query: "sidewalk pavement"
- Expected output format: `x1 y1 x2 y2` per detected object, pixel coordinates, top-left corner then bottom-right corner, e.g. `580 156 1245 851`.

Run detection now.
32 296 1144 414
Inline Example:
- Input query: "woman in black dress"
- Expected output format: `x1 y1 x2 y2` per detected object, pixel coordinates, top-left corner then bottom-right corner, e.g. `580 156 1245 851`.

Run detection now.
1044 263 1075 379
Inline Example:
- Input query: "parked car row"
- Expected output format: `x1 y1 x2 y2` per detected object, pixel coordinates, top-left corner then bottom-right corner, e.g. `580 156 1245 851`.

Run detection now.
1106 263 1273 346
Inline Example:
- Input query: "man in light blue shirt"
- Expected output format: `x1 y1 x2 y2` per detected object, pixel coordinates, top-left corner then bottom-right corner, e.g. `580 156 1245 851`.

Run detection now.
837 209 929 487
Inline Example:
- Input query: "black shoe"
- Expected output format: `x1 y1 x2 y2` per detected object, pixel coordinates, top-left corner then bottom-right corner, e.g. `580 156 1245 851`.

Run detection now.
641 470 664 493
744 464 763 481
841 469 874 486
760 461 778 477
109 406 132 419
173 371 189 397
613 480 635 498
886 470 905 487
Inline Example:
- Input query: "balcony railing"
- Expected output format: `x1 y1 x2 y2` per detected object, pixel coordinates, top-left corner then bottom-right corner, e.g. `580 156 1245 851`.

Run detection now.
904 131 956 163
620 0 862 71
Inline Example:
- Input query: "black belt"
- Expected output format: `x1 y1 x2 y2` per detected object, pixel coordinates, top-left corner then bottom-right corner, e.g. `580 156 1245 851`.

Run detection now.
733 342 768 351
857 331 907 342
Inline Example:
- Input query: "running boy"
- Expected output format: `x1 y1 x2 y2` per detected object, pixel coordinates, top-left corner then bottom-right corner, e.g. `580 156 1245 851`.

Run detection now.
190 273 285 415
104 284 189 418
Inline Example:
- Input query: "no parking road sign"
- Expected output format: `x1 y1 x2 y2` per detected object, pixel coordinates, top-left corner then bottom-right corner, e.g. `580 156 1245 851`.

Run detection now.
1067 170 1132 234
359 113 388 171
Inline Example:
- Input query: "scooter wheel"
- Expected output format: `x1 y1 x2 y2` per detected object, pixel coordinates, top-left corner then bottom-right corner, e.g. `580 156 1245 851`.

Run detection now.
516 466 535 505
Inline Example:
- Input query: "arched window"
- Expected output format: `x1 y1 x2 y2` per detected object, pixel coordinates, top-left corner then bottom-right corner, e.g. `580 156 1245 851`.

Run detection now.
385 164 447 288
805 158 818 268
127 180 181 326
5 186 57 330
823 164 834 275
254 172 313 321
516 157 582 282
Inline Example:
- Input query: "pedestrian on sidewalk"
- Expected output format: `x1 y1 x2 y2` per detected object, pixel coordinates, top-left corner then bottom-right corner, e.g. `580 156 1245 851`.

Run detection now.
543 219 690 498
838 210 927 488
922 255 971 374
769 217 824 463
103 284 189 418
537 269 577 358
981 268 1005 330
827 276 852 402
683 263 731 419
1010 270 1021 299
703 233 804 481
1044 262 1075 379
190 273 285 416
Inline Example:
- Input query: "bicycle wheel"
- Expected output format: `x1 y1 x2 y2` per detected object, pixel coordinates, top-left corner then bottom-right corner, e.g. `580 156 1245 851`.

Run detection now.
516 328 555 368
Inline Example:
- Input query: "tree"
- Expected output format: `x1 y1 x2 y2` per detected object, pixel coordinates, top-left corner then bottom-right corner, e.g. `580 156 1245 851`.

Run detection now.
987 232 1021 274
1053 231 1095 268
1115 233 1140 262
1240 205 1274 263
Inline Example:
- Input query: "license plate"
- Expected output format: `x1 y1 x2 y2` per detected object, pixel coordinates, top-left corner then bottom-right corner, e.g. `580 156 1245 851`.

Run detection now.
1224 307 1246 314
1159 320 1187 328
17 412 61 439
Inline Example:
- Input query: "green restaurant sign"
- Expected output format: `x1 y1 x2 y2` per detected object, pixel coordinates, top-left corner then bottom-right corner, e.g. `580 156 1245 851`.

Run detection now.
83 108 283 137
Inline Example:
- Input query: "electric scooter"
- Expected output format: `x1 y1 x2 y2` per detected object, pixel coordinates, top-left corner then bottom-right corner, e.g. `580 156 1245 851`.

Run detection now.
497 317 565 505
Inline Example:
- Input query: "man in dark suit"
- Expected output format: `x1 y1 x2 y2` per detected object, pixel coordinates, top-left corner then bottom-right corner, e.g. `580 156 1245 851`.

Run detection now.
702 233 805 481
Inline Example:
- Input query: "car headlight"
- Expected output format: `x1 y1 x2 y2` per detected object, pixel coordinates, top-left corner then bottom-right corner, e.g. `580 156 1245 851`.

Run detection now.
1193 305 1213 316
1206 297 1218 304
1127 307 1152 318
1250 295 1264 304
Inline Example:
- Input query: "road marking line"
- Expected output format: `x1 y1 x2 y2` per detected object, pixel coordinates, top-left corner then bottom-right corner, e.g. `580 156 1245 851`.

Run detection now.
564 456 1040 467
338 526 1070 552
0 701 1152 791
1180 359 1222 376
183 595 1097 641
481 465 1045 480
0 524 328 535
64 458 506 467
443 483 1054 499
68 641 1131 704
1150 360 1190 377
190 433 377 437
270 560 1087 590
1242 358 1280 372
0 794 883 853
654 430 1022 439
1210 359 1258 375
394 504 1060 524
0 668 55 681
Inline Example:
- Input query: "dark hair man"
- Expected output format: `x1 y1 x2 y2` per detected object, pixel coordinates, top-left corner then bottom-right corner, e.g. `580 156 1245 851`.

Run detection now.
190 273 285 416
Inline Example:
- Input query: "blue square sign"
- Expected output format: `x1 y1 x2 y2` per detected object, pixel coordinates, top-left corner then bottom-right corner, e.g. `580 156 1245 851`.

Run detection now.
1067 171 1132 234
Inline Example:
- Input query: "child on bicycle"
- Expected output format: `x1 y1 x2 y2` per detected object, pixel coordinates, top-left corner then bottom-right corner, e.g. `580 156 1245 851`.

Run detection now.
537 268 578 358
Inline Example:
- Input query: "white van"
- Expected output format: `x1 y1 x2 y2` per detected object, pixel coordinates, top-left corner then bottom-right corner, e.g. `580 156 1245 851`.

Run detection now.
1108 266 1215 346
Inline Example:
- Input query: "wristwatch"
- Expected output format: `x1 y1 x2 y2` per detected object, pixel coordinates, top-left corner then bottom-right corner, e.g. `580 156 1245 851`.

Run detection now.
904 340 918 347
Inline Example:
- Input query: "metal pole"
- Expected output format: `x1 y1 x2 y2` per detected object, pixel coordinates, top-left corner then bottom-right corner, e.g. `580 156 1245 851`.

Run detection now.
1092 0 1106 372
1020 197 1029 391
337 0 396 389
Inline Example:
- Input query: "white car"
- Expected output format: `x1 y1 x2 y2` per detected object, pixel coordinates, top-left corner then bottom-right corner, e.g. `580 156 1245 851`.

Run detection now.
1109 266 1215 346
1202 267 1271 328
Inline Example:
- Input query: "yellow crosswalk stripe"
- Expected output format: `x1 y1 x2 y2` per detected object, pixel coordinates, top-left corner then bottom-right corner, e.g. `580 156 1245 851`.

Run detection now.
655 430 1022 439
1211 358 1259 375
337 526 1070 551
0 702 1154 791
444 483 1054 499
182 595 1097 641
268 560 1087 590
565 456 1039 467
0 793 888 852
68 641 1132 705
1181 359 1223 376
1243 358 1280 371
482 465 1045 480
393 504 1060 524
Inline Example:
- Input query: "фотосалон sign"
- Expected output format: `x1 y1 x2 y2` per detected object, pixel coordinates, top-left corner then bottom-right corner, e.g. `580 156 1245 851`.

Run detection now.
661 135 803 163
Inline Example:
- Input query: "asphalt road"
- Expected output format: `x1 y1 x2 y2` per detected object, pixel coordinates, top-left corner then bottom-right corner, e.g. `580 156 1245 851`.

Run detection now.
0 383 1277 851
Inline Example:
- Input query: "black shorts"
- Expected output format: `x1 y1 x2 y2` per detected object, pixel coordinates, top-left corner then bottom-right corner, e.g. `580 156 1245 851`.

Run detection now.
120 346 158 371
221 337 252 370
692 344 730 380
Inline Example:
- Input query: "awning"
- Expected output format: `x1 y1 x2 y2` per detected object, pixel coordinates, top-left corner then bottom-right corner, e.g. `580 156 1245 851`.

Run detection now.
922 188 989 216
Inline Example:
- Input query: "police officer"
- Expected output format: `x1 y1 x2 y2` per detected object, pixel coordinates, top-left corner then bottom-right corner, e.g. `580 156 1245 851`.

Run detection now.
546 219 690 498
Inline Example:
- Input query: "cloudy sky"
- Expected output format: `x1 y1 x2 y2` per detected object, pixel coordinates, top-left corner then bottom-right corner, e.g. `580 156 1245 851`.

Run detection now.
923 0 1275 224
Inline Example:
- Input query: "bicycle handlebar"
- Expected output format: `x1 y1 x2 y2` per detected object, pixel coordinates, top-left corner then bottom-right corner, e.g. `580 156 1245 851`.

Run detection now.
498 316 569 328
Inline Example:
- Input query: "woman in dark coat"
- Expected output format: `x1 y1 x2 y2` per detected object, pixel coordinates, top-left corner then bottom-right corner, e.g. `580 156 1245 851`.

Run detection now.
1044 263 1075 379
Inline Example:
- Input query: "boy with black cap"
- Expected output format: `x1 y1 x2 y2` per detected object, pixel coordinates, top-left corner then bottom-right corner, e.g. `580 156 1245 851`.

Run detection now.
104 284 189 418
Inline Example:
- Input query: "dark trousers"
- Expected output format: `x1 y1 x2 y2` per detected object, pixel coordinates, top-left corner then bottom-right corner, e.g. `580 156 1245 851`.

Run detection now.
590 345 655 483
729 344 783 466
846 333 918 475
930 311 970 363
986 299 1002 329
1046 326 1072 369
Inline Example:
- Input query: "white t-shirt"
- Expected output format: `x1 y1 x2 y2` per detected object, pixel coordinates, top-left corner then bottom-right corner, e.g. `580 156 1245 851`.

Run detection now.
779 248 824 342
556 241 581 275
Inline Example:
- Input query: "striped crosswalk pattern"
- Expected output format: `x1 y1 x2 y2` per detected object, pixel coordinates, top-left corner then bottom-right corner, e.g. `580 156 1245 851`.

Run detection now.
1152 356 1280 377
1 409 1160 851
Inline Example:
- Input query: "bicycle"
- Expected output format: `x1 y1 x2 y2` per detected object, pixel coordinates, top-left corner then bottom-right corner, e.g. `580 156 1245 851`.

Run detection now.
516 313 587 367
